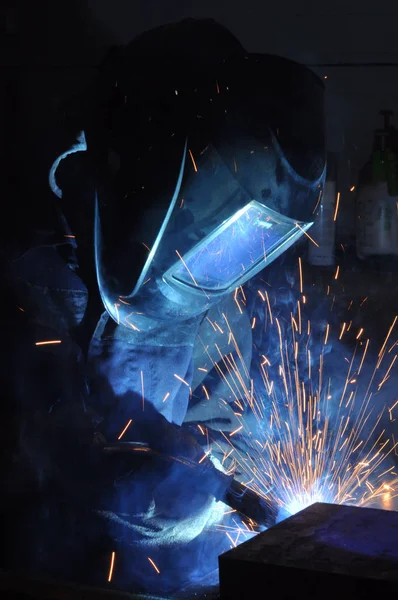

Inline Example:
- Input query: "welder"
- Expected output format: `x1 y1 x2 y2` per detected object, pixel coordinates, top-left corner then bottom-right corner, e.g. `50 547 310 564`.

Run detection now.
4 18 325 593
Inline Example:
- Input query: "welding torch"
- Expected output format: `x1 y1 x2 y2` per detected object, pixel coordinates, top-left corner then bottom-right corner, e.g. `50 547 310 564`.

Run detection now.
102 441 277 529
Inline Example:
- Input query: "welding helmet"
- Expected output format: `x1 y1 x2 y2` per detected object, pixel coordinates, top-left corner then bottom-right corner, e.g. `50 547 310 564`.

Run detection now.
91 20 326 328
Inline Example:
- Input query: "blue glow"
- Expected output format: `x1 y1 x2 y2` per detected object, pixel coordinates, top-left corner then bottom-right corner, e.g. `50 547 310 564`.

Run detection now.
49 131 87 199
165 200 312 294
94 137 324 326
284 491 328 517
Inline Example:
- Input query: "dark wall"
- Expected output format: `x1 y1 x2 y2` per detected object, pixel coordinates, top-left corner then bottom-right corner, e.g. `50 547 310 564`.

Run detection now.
3 1 398 222
87 1 398 166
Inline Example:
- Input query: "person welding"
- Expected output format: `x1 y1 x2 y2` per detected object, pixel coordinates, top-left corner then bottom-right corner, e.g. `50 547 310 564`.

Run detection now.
4 18 325 592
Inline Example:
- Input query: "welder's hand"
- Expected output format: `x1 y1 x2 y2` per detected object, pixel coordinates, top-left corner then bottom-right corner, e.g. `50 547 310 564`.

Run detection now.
141 416 208 462
225 479 278 528
130 415 233 500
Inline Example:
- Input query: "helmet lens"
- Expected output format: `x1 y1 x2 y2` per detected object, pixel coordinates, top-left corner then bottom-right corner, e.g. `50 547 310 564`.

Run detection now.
164 200 311 295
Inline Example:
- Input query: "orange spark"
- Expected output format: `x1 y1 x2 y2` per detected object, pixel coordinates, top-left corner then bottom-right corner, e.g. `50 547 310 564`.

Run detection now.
108 551 116 582
233 287 243 314
148 557 160 574
298 257 303 293
125 313 140 331
206 318 217 332
162 392 170 403
339 322 346 340
229 425 243 437
118 419 133 440
198 452 209 464
214 322 224 334
334 265 340 280
333 192 341 221
295 223 319 247
389 399 398 421
265 291 273 324
312 188 323 215
35 340 61 346
175 249 200 288
378 355 397 390
174 374 190 387
378 316 397 358
358 339 370 374
188 149 198 172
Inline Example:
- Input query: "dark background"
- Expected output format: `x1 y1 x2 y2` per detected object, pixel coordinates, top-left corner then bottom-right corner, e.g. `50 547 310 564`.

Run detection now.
3 0 398 241
4 4 398 160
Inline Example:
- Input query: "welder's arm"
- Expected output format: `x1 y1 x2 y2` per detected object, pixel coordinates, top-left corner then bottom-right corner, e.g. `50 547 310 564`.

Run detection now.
87 311 251 507
88 312 203 439
88 310 276 527
102 437 277 528
123 411 277 527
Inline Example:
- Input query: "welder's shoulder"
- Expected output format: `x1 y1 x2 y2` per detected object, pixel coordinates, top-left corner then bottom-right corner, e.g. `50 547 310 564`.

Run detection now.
5 242 87 334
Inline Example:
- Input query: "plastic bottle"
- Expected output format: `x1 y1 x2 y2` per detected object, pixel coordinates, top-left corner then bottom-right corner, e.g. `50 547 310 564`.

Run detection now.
356 110 398 260
308 152 337 266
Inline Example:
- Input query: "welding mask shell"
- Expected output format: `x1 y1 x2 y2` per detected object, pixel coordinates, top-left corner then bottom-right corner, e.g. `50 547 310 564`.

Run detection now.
93 53 326 328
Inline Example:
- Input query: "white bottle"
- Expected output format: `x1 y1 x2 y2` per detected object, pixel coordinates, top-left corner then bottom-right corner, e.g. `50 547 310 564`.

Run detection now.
308 156 336 266
356 110 398 260
356 181 398 259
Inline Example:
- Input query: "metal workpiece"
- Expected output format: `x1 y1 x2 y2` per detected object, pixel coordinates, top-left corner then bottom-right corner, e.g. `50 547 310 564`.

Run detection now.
219 502 398 599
